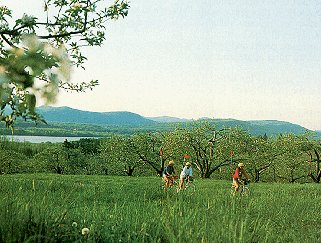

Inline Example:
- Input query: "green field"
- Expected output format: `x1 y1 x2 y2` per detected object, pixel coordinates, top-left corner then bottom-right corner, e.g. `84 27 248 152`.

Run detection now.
0 174 320 242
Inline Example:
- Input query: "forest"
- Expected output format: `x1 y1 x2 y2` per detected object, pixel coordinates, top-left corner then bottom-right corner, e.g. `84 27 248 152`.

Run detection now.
1 121 320 183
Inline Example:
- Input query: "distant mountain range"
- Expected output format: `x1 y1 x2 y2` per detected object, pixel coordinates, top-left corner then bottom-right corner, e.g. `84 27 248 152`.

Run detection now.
37 106 156 126
33 106 319 137
148 116 190 123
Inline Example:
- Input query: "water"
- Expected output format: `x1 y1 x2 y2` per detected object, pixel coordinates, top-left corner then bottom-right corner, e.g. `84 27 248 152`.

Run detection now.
2 135 98 143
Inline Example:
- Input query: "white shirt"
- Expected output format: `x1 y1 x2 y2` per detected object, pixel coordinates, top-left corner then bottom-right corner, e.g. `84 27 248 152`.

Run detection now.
180 166 192 178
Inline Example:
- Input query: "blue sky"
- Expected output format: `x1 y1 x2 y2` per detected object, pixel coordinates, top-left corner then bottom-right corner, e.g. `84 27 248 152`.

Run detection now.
3 1 321 130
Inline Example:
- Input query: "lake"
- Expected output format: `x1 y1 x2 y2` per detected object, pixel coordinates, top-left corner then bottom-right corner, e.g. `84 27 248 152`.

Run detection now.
2 135 99 143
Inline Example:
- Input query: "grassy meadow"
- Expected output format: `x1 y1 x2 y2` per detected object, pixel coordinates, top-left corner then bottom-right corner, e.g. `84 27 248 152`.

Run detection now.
0 174 320 242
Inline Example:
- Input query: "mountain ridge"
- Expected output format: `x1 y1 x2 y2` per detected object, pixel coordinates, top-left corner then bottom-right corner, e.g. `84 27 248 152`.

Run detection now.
35 106 317 136
37 106 156 126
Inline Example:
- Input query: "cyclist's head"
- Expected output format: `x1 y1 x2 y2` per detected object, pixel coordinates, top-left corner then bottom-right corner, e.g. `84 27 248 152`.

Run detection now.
168 160 174 166
238 163 245 168
186 162 191 167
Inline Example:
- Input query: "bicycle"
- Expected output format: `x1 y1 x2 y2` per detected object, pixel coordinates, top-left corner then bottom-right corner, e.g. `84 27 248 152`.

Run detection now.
177 177 195 193
162 175 179 191
230 179 250 196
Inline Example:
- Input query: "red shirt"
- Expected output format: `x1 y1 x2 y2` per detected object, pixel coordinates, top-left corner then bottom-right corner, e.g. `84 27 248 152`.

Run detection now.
233 167 242 179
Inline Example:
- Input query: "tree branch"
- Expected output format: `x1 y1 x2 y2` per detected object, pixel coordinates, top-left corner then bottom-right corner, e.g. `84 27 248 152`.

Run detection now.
0 34 17 48
208 159 230 175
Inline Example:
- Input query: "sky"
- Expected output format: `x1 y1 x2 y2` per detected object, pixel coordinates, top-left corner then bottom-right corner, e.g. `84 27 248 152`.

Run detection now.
2 0 321 130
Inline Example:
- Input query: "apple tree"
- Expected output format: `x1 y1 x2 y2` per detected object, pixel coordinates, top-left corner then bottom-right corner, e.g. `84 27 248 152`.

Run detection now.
99 134 142 176
0 0 129 130
162 121 253 178
272 134 310 183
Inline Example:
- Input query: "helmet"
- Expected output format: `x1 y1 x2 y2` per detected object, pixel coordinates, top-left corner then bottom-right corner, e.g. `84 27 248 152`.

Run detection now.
186 162 191 166
238 163 245 167
168 160 174 166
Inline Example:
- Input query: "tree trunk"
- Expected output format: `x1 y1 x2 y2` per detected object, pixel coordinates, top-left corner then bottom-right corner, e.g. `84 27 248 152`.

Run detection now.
54 153 63 174
55 165 63 174
204 170 211 178
317 169 321 182
314 149 320 172
137 154 162 176
201 160 230 178
160 157 165 176
307 149 321 183
254 169 260 182
125 166 135 176
308 170 321 183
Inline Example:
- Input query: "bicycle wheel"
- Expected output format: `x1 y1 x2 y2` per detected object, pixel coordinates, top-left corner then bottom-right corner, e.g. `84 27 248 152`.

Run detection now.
241 186 250 196
185 182 196 193
230 187 236 196
161 181 167 191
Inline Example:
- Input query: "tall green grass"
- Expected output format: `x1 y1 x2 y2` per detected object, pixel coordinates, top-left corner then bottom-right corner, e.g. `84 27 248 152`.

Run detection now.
0 174 319 242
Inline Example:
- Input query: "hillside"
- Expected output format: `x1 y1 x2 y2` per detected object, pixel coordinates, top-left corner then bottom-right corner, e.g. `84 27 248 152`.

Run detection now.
148 116 190 123
37 106 156 126
210 119 309 136
150 117 311 136
1 106 316 137
246 120 309 135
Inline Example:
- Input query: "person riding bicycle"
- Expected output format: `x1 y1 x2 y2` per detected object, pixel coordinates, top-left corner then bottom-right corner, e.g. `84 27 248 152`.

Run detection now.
179 162 193 190
232 162 250 193
163 160 175 188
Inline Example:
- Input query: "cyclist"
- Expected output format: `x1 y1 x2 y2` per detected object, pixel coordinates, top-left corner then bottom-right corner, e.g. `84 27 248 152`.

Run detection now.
163 160 175 189
179 162 193 190
232 162 250 194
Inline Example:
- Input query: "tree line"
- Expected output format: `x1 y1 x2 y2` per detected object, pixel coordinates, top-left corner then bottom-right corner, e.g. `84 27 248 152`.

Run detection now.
0 121 320 183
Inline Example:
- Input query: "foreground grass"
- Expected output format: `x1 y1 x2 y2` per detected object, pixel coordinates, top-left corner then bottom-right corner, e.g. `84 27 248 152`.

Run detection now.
0 174 320 242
